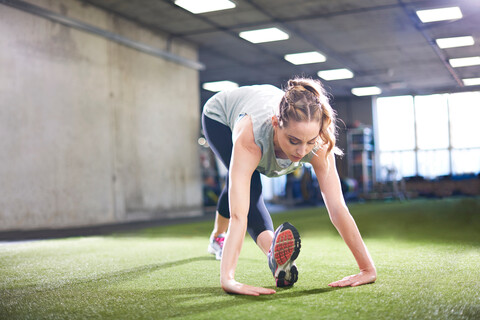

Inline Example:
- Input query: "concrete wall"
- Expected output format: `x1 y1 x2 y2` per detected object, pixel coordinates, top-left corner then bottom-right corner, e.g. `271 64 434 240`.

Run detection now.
0 0 202 231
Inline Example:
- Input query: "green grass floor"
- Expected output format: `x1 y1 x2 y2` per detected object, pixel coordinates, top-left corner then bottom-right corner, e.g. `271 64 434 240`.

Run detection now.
1 197 480 319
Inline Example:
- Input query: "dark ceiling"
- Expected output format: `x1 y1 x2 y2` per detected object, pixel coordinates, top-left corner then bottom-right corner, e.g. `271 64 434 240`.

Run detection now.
83 0 480 100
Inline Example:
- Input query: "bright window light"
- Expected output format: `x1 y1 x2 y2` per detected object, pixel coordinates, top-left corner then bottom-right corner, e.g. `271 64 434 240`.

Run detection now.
452 149 480 174
351 86 382 96
376 95 417 178
175 0 235 14
376 93 480 179
414 95 450 150
376 96 416 152
202 80 238 92
317 68 354 81
449 92 480 149
284 51 326 65
436 36 474 49
239 28 289 44
463 78 480 86
449 56 480 67
416 7 462 23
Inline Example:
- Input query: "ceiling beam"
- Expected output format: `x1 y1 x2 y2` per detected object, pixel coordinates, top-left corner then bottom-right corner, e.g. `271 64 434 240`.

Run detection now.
0 0 205 70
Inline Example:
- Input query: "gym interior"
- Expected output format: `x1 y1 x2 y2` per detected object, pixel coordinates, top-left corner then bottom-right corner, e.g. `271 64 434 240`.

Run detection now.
1 1 479 319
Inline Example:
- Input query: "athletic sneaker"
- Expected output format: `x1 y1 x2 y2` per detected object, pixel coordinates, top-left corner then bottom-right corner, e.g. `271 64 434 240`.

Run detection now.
268 222 301 287
207 233 225 260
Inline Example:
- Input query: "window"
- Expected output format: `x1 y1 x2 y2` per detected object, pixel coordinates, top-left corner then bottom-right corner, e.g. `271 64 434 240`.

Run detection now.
449 92 480 149
375 92 480 180
375 96 416 178
414 95 449 150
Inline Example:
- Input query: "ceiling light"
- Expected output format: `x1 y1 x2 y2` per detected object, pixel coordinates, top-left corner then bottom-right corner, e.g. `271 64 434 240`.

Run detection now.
317 68 354 81
463 78 480 86
239 28 289 44
351 86 382 96
202 80 238 92
416 7 462 23
284 51 326 65
175 0 235 14
436 36 474 49
449 56 480 68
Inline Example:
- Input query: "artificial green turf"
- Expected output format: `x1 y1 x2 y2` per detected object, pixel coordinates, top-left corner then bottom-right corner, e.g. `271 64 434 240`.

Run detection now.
1 197 479 319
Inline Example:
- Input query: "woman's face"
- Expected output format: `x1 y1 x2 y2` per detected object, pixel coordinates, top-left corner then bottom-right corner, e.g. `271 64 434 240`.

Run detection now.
274 118 320 162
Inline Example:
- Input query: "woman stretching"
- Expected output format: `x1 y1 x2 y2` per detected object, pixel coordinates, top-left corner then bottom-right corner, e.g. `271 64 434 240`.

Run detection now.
202 78 376 296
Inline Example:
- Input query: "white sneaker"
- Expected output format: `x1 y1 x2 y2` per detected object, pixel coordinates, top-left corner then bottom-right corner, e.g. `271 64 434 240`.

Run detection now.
207 233 225 260
268 222 301 287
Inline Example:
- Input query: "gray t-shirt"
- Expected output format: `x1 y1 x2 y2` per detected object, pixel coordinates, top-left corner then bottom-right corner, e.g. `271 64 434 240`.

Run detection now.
203 84 317 178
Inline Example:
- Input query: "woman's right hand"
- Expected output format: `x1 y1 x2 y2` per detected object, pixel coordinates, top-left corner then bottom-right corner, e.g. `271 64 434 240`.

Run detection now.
221 278 276 296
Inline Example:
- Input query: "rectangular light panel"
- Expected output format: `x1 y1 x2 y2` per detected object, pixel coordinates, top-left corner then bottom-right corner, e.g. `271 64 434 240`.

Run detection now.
351 86 382 96
239 28 289 44
436 36 474 49
416 7 462 23
317 68 354 81
284 51 326 65
463 78 480 86
202 80 238 92
175 0 235 14
449 56 480 67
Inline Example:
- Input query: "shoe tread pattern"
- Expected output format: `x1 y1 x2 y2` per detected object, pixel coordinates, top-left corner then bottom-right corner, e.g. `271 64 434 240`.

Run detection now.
274 222 301 287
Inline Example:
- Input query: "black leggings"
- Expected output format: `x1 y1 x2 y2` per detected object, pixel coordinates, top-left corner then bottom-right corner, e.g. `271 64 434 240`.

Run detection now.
202 114 274 242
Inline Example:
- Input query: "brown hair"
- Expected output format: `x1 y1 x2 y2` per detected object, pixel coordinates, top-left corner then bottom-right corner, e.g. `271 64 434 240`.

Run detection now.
278 77 342 157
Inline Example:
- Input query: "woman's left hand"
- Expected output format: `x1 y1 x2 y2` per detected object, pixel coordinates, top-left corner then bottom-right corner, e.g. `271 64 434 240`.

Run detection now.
328 269 377 287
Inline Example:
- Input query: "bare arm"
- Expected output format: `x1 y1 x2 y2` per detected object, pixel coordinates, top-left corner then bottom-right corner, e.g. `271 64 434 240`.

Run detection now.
311 150 376 287
220 116 276 296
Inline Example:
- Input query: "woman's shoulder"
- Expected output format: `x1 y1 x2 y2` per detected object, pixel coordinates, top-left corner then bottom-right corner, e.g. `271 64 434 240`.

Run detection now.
230 84 282 97
306 144 328 165
232 116 262 161
233 116 258 145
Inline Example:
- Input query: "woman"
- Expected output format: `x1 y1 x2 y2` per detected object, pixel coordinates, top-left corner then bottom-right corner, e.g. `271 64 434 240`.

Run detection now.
202 78 376 296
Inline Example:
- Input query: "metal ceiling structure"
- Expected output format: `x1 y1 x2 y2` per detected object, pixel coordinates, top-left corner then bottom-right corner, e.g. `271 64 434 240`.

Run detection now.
82 0 480 99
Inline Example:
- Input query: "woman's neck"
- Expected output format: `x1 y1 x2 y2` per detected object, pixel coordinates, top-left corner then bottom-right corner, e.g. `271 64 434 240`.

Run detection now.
273 128 288 159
